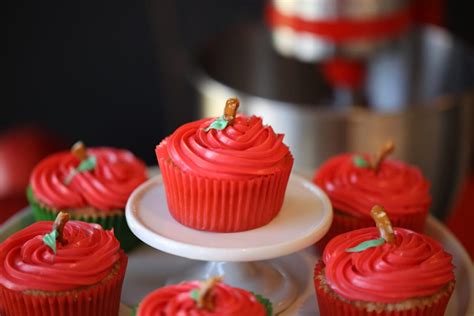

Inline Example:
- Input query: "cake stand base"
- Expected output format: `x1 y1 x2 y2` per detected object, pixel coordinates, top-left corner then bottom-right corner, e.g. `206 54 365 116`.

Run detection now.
126 173 333 314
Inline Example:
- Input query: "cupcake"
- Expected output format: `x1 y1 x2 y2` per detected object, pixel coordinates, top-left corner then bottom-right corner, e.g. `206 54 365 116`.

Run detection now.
156 98 293 232
314 205 455 316
134 276 272 316
27 141 147 251
0 212 128 316
313 141 431 248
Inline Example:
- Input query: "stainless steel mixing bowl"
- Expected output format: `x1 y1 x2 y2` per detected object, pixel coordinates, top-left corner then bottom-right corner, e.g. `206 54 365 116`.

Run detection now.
193 23 473 219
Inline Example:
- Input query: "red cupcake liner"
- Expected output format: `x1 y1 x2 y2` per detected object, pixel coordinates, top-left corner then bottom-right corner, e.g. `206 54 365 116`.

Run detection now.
0 251 128 316
313 261 453 316
316 208 428 252
157 154 293 232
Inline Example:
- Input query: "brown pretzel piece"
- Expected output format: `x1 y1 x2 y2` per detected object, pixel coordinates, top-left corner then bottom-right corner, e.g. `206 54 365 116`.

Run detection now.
223 98 240 123
53 211 70 245
71 141 88 161
196 276 223 310
372 140 395 172
370 205 395 244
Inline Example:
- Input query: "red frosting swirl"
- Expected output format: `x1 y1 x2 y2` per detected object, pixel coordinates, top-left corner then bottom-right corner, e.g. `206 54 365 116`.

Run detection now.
313 153 431 218
30 147 147 210
323 227 454 303
137 281 266 316
158 115 292 180
0 221 122 292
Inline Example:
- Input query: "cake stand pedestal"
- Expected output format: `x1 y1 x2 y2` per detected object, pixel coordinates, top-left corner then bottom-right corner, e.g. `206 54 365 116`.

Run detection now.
126 174 332 314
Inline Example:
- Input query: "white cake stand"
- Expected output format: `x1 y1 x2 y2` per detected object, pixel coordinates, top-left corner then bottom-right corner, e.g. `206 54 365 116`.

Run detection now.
125 173 332 314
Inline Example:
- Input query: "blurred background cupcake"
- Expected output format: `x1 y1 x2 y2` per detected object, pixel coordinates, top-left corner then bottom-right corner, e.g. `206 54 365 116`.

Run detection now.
313 141 431 249
27 141 147 251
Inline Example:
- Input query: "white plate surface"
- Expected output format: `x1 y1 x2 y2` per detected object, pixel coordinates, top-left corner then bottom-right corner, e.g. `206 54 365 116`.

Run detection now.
125 173 333 262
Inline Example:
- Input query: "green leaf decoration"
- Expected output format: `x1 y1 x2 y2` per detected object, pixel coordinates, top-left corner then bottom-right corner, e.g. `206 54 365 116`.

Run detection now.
76 155 97 172
346 238 385 253
352 155 370 168
43 229 58 254
64 155 97 185
204 116 229 132
252 292 273 316
190 289 200 302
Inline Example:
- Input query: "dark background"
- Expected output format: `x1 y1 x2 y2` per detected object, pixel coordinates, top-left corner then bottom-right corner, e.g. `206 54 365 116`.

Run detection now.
4 0 472 164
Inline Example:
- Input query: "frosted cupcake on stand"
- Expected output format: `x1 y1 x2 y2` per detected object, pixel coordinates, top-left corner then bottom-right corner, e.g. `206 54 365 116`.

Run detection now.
156 98 293 232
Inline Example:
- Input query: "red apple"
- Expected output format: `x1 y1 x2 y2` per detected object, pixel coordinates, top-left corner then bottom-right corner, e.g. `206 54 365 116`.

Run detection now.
0 125 64 223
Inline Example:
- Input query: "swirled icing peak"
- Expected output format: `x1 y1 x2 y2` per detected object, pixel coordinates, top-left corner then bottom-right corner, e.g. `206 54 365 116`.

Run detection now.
157 115 292 180
137 281 267 316
313 153 431 218
0 220 122 291
322 227 454 303
30 147 147 210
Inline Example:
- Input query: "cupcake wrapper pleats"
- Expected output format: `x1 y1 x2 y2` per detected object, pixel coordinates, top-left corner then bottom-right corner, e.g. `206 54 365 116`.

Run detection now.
158 156 293 232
